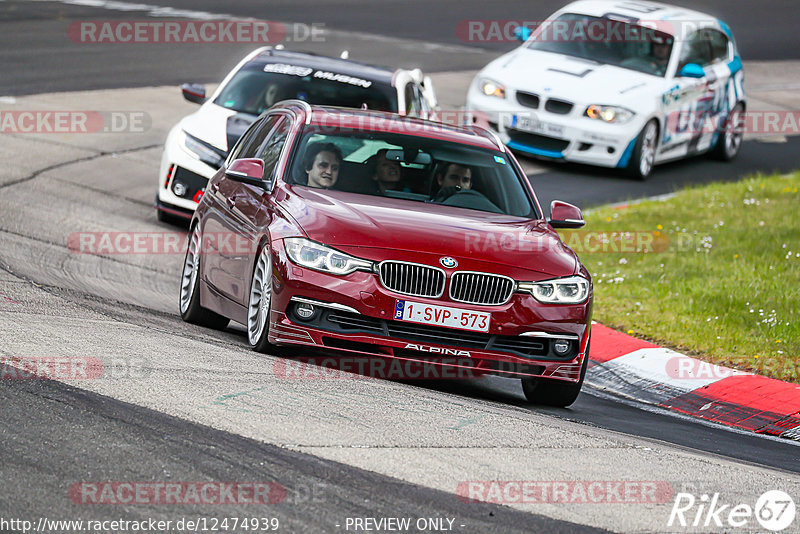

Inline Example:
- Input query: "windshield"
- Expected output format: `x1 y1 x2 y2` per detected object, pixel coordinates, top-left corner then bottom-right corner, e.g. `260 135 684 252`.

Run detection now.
287 126 538 218
527 13 675 77
214 63 397 115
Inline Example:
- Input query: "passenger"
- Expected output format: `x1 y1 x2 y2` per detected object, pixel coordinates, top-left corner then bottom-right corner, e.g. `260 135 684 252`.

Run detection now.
304 142 342 189
371 149 406 194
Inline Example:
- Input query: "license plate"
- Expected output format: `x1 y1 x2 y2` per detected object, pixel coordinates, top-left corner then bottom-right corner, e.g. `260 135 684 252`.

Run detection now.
514 115 565 137
394 300 490 332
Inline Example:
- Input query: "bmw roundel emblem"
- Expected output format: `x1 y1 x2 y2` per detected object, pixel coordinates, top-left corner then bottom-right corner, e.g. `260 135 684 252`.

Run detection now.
440 257 458 269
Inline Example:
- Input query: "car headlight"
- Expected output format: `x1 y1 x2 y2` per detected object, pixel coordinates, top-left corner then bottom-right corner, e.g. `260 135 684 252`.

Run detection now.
180 130 225 168
518 276 590 304
479 78 506 99
585 105 635 124
284 238 374 276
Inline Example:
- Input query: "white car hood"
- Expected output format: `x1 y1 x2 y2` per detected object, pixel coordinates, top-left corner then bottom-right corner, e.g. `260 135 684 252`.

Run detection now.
180 103 241 152
486 48 660 107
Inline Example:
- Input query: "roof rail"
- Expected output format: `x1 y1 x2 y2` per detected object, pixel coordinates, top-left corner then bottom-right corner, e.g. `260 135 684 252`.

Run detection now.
281 99 313 124
469 124 507 153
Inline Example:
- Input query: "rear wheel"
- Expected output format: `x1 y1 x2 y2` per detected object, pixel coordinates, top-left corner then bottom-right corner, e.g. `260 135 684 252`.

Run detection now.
626 119 658 180
179 225 229 329
247 244 273 353
521 343 589 407
710 102 745 161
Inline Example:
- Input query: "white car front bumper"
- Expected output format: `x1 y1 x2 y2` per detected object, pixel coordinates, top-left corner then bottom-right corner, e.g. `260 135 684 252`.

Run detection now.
466 87 642 169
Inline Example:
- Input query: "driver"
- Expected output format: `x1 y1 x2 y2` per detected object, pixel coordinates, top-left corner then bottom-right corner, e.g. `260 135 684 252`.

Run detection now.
304 142 342 189
650 38 671 75
437 163 472 191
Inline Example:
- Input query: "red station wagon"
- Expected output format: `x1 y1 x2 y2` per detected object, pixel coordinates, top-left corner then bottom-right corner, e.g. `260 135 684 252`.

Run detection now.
180 101 593 406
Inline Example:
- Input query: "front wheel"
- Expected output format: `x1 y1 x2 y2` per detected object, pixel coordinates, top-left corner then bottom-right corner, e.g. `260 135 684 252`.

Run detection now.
521 344 589 407
709 102 745 161
247 244 273 353
179 225 230 329
625 119 658 180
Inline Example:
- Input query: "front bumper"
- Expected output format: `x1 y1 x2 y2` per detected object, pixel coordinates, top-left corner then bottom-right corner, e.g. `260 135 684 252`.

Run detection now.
156 131 221 213
267 245 591 382
466 87 639 168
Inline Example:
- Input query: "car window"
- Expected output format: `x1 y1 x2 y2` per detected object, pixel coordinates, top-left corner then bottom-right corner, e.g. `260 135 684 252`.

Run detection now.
678 31 713 69
526 13 674 77
257 117 291 180
287 127 538 218
403 82 422 116
227 116 271 163
706 29 730 62
214 63 397 115
238 115 279 159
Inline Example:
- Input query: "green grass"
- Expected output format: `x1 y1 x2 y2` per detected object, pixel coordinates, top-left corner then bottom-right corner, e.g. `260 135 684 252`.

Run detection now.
567 172 800 383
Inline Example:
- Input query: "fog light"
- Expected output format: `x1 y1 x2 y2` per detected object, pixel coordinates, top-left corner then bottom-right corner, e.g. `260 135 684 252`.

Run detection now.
553 340 571 355
295 302 316 321
173 180 187 197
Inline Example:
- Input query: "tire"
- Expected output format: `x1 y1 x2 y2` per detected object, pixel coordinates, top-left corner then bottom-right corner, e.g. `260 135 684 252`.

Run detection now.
247 244 273 353
521 341 589 407
179 224 229 329
710 102 745 161
625 119 658 180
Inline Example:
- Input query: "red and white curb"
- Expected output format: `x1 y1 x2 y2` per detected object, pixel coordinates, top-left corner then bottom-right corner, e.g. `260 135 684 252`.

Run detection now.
587 323 800 441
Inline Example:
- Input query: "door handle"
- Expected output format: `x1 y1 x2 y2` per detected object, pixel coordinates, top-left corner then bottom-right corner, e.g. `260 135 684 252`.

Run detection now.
226 196 236 207
210 182 220 192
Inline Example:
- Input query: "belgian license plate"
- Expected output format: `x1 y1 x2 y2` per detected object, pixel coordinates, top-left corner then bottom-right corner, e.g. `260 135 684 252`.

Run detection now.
394 300 490 332
515 115 565 137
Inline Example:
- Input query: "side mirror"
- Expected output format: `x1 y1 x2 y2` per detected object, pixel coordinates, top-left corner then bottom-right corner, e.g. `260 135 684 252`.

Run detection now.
549 200 585 229
513 25 532 42
181 83 207 104
678 63 705 79
225 158 268 189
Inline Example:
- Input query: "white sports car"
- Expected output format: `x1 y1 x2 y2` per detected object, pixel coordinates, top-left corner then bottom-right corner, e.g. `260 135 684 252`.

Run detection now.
466 0 745 179
156 47 439 222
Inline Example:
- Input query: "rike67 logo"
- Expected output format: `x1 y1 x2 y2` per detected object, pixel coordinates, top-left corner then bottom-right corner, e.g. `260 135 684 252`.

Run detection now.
669 490 796 531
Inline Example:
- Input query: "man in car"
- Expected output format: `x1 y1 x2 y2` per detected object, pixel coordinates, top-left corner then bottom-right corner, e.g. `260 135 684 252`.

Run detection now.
437 162 472 191
650 38 672 75
304 142 342 189
371 149 407 194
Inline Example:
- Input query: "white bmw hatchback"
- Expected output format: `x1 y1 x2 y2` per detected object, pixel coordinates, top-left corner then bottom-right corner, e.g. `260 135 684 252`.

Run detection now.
466 0 746 179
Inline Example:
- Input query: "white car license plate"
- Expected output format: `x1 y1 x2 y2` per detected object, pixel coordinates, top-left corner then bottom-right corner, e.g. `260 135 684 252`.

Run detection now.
514 115 565 137
394 300 490 332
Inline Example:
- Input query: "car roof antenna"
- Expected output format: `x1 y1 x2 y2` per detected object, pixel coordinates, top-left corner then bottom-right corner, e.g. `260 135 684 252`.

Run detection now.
340 50 349 59
361 103 368 110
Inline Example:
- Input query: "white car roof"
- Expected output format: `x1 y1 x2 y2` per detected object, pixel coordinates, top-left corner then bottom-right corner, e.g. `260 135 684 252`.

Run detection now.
557 1 722 36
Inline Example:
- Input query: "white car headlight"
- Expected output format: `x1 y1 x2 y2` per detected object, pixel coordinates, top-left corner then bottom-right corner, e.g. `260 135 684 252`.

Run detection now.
585 105 635 124
285 238 373 276
518 276 590 304
179 130 225 168
479 78 506 99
